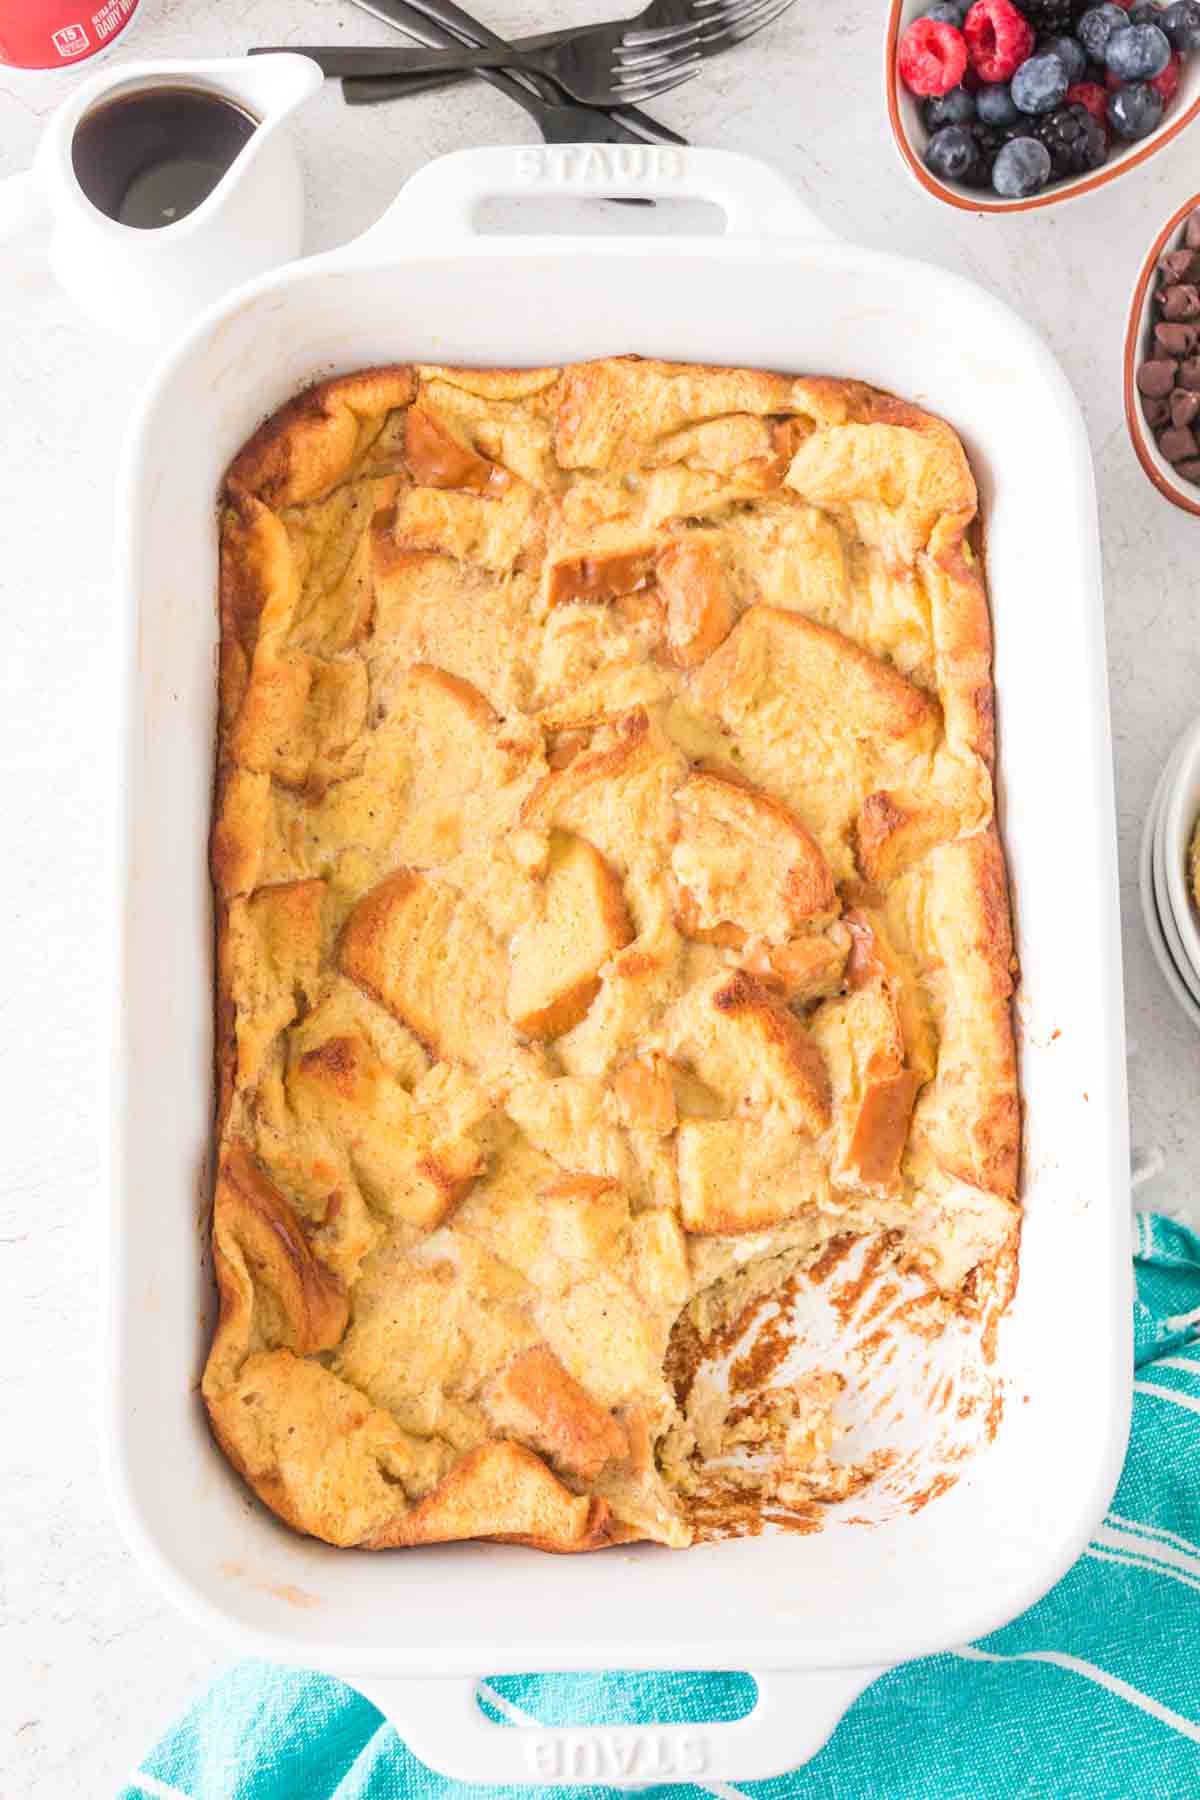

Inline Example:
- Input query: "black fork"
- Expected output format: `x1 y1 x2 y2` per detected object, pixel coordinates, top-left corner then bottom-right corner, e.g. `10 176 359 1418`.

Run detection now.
345 0 688 145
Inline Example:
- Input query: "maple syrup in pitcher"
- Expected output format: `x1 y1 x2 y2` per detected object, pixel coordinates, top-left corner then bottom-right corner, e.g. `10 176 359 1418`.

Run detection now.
71 85 257 229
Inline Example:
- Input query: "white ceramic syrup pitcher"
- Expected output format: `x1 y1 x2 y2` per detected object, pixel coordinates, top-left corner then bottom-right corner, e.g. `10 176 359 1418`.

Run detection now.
0 54 322 344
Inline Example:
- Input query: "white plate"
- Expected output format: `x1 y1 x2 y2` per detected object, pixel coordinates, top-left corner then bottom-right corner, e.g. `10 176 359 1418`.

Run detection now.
107 146 1131 1789
1158 714 1200 985
1153 805 1200 1008
1141 744 1200 1031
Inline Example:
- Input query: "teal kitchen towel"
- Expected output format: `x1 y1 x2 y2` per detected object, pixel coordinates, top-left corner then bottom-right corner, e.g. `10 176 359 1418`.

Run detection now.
122 1211 1200 1800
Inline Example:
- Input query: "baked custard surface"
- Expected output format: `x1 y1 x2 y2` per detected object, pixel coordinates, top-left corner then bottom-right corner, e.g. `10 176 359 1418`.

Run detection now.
203 357 1020 1551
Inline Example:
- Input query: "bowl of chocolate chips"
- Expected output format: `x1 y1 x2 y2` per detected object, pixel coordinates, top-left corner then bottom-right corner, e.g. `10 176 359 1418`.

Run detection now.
1128 194 1200 509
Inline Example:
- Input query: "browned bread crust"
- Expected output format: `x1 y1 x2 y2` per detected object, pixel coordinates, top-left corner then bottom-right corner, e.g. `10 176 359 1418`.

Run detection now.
205 357 1020 1553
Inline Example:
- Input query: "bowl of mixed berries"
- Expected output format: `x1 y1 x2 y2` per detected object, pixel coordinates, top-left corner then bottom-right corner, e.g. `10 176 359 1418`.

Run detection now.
888 0 1200 206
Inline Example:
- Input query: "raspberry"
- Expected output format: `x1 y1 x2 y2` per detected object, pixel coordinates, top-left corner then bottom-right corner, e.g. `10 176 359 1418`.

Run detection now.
1152 49 1182 99
1066 78 1112 125
899 18 969 94
963 0 1036 81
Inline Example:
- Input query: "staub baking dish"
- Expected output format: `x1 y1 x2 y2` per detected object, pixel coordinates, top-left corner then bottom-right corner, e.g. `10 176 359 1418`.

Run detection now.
109 146 1131 1786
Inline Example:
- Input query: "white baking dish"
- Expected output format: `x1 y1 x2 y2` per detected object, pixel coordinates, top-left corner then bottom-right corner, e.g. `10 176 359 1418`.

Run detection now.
109 146 1131 1786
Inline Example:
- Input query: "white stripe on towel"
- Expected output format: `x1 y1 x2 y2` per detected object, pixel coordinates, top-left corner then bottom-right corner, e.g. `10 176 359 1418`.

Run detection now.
1108 1510 1200 1560
1086 1545 1200 1596
953 1646 1200 1741
129 1776 190 1800
476 1680 542 1727
1094 1522 1200 1582
1163 1302 1200 1332
1134 1379 1200 1416
474 1682 752 1800
1153 1356 1200 1380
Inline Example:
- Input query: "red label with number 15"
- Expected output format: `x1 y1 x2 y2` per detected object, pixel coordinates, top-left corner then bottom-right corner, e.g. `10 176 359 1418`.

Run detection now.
0 0 140 69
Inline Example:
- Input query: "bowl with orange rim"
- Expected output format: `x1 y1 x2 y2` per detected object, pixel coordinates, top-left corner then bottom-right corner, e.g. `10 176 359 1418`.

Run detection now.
1125 189 1200 512
886 0 1200 212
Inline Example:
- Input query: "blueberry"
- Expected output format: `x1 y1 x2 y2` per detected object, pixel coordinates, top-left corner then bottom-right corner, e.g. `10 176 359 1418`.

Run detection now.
922 0 966 21
1104 21 1171 76
992 135 1053 195
924 85 977 127
1161 0 1200 46
1011 51 1069 113
924 123 980 181
976 82 1021 124
1127 1 1161 21
1076 3 1131 59
1107 78 1166 134
1038 33 1088 81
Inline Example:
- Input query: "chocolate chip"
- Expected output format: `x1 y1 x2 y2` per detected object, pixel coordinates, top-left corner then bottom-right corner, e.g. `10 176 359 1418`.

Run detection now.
1138 359 1179 397
1156 322 1198 355
1164 285 1200 321
1185 212 1200 250
1172 390 1200 430
1143 394 1172 428
1180 358 1200 391
1160 249 1199 282
1159 426 1199 463
1175 457 1200 482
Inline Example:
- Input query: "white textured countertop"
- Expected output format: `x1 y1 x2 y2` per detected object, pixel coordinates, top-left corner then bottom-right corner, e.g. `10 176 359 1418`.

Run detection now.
4 0 1200 1792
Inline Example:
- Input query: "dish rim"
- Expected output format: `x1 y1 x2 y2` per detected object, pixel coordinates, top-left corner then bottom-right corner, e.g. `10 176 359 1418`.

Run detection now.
1140 739 1200 1028
1159 715 1200 979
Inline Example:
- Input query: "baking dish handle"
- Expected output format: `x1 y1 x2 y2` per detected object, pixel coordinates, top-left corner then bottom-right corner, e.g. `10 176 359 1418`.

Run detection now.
354 1666 886 1784
347 145 838 250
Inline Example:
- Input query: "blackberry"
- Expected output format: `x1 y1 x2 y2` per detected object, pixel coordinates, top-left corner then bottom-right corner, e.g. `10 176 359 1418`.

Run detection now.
1017 0 1076 33
966 119 1015 182
1034 100 1108 173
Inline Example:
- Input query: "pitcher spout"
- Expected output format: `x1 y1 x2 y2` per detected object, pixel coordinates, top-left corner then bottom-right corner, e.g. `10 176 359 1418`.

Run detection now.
215 52 324 133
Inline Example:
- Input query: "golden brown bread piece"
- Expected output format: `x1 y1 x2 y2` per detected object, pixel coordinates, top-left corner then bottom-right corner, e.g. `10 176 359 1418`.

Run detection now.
507 832 634 1038
339 868 516 1070
656 537 736 668
484 1345 629 1481
671 769 836 945
206 357 1021 1554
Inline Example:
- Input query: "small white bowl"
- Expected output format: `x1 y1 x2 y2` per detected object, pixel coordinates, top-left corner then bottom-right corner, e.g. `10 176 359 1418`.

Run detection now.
1158 714 1200 972
1125 190 1200 513
1148 731 1200 1000
1140 739 1200 1032
887 1 1200 215
1153 803 1200 1004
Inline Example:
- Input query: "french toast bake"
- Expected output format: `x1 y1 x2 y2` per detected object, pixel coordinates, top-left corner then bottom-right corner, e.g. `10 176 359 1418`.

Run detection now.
203 357 1020 1552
